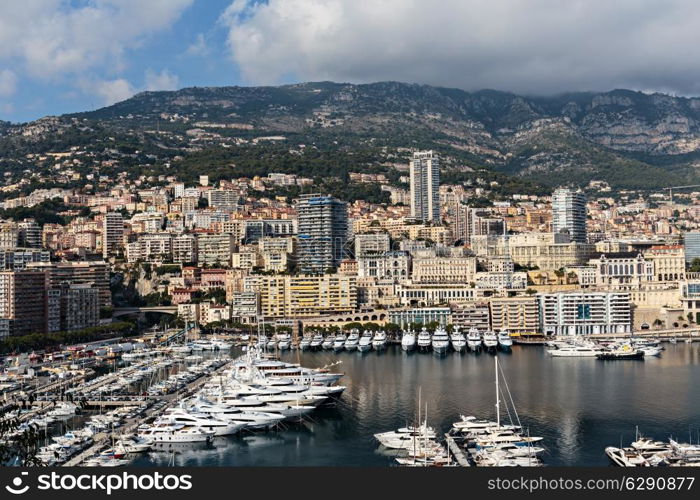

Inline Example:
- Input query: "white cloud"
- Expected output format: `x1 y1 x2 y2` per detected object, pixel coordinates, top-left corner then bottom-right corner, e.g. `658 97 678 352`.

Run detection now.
184 34 210 57
145 69 179 91
220 0 700 95
81 78 135 106
0 69 17 97
0 1 194 79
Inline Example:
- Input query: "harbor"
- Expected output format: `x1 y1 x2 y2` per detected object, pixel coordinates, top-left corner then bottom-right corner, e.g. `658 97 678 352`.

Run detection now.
3 335 700 467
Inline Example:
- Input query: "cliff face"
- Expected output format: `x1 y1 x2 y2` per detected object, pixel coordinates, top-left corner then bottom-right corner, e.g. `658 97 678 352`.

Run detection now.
5 82 700 189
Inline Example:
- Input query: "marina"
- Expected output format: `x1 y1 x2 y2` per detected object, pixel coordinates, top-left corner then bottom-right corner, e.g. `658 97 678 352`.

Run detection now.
4 337 700 467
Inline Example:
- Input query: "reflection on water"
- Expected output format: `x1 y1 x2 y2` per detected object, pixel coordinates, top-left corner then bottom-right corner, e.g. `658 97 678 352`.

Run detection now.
134 344 700 466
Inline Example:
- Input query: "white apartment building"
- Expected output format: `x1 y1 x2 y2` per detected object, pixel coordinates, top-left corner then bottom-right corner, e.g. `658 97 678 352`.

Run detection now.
538 291 632 336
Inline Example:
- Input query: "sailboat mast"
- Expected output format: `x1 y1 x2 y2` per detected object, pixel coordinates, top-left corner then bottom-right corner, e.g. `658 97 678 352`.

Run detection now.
495 357 500 427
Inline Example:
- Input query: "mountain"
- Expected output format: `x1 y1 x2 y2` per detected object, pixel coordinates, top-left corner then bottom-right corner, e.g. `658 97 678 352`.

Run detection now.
4 81 700 192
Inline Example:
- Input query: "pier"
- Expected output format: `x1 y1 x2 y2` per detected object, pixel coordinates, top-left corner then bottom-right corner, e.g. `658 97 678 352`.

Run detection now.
62 359 232 466
444 433 470 467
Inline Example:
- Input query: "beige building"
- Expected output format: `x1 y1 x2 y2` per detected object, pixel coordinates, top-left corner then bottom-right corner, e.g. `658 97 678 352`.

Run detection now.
244 275 357 318
489 296 540 334
411 256 476 284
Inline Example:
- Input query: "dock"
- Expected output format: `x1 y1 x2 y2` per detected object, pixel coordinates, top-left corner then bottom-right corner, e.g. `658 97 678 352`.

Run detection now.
444 433 470 467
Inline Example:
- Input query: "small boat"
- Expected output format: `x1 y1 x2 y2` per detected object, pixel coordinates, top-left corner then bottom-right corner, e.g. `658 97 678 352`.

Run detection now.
467 328 482 352
431 326 450 355
372 331 387 350
669 338 677 344
417 328 432 352
685 338 693 344
498 330 513 350
401 330 417 351
358 331 373 352
450 327 466 353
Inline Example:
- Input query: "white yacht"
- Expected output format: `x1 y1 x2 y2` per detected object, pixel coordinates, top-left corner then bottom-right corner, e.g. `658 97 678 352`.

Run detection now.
547 344 601 357
372 331 387 350
160 409 246 436
431 327 450 354
498 330 513 349
417 328 432 351
299 336 312 350
482 331 498 350
333 333 347 352
401 329 416 351
358 331 373 352
344 331 360 351
186 399 285 429
114 435 152 454
138 422 214 443
321 336 334 350
450 327 467 353
310 333 324 349
467 328 482 351
277 334 291 351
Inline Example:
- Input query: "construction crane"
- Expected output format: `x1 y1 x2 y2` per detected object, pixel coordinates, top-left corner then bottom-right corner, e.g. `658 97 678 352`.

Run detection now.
667 184 700 203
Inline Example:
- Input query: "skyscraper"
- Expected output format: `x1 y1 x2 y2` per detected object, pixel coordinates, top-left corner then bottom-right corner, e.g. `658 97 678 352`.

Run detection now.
552 188 587 243
409 150 440 223
296 194 348 274
102 212 124 258
684 232 700 263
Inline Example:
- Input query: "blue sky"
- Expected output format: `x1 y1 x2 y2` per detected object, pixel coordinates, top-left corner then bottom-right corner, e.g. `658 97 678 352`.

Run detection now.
2 1 700 123
0 0 243 122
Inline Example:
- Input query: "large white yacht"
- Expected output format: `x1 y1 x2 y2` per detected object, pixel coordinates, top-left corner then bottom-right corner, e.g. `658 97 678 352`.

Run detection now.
160 409 245 436
137 422 214 443
332 333 347 352
358 331 373 352
483 331 498 350
417 328 432 351
401 329 416 351
498 330 513 349
450 327 467 353
344 330 360 351
431 326 450 354
372 331 387 350
547 344 602 357
467 328 482 351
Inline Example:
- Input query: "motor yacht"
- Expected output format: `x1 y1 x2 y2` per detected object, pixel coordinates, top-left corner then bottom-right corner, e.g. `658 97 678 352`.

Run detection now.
277 334 291 351
321 336 334 350
344 330 360 351
417 328 432 351
450 327 466 353
431 326 450 354
137 422 214 443
310 334 324 349
333 333 347 352
358 331 373 352
372 331 387 350
547 345 601 357
401 329 417 351
482 331 498 350
299 336 312 350
467 328 482 351
161 409 246 436
498 330 513 349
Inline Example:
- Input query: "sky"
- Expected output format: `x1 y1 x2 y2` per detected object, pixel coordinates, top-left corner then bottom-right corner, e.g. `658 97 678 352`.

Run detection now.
2 0 700 123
